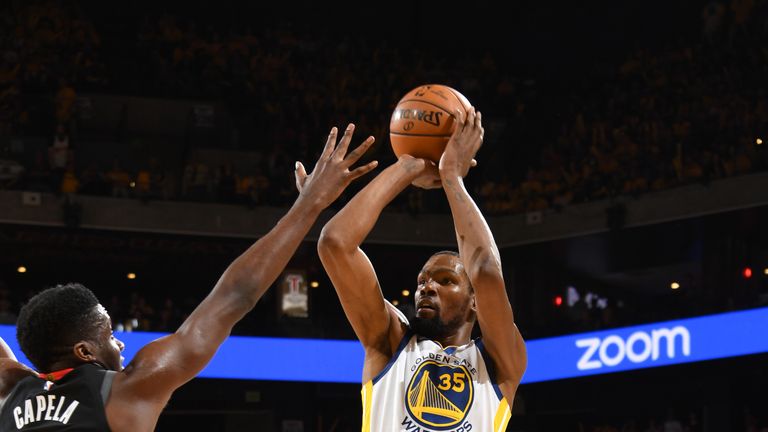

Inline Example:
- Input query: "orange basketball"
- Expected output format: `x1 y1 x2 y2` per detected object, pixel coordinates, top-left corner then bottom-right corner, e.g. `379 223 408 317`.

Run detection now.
389 84 472 163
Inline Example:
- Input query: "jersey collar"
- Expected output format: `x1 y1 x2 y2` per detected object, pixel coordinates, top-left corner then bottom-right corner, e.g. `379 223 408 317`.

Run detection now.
38 368 74 382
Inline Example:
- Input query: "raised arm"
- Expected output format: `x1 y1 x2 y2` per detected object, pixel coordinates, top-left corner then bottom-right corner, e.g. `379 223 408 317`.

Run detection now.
439 108 527 400
109 125 378 422
318 154 439 381
0 336 14 361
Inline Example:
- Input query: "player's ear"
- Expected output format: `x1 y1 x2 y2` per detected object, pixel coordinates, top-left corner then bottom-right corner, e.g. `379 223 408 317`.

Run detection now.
73 341 97 363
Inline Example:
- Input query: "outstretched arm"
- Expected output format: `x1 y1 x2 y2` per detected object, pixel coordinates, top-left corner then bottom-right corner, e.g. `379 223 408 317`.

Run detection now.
318 154 439 382
0 337 15 361
111 125 378 414
439 108 527 401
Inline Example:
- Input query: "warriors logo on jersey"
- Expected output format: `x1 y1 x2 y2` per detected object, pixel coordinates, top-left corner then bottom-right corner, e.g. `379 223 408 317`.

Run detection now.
362 312 512 432
405 360 474 430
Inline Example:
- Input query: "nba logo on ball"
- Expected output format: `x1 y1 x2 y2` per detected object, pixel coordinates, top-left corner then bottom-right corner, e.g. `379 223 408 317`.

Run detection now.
390 84 472 163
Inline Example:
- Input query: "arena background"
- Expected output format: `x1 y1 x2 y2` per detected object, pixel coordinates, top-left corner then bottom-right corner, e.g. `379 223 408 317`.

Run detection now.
0 0 767 430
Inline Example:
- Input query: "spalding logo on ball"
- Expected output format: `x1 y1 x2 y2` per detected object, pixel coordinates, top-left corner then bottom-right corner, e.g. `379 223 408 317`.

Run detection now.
389 84 472 163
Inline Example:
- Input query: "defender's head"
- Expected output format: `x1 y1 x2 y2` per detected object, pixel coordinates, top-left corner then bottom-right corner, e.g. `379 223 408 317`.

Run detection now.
412 251 476 340
16 283 125 372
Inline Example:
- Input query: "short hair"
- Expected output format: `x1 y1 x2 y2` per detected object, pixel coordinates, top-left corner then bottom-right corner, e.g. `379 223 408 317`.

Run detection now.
16 283 104 371
431 250 460 258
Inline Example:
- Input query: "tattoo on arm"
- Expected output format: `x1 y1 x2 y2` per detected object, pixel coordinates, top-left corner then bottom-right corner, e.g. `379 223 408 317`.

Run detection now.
444 179 466 203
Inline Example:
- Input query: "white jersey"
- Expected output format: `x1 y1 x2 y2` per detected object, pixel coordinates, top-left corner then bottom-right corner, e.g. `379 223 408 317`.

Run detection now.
362 323 511 431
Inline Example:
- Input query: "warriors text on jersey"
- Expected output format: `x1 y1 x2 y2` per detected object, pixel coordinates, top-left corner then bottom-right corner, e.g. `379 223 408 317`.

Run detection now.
0 363 115 431
362 328 511 432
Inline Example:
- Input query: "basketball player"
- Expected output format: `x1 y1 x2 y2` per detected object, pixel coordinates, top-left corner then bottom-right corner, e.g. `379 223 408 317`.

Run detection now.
318 108 527 431
0 124 377 432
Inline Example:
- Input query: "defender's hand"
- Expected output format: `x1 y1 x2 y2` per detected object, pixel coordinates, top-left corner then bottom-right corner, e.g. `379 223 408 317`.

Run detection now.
295 123 378 208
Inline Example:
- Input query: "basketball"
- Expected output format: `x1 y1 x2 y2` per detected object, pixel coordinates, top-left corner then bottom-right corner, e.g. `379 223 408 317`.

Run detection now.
389 84 472 163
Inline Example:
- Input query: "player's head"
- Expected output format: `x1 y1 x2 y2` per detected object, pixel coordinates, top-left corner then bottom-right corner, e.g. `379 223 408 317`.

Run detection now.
411 251 476 340
16 283 125 372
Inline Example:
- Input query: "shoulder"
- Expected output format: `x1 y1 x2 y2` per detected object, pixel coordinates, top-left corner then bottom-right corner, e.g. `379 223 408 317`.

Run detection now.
387 301 410 327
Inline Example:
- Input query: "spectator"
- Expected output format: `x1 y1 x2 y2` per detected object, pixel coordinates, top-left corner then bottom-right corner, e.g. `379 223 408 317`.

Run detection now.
134 167 152 202
105 159 131 198
54 78 77 127
48 123 72 193
60 166 80 195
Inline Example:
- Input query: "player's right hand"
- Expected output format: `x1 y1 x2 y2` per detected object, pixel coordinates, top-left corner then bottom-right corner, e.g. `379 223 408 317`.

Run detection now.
398 154 442 189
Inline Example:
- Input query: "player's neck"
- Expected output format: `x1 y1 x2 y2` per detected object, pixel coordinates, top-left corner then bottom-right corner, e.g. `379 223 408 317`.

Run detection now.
45 359 86 374
432 325 473 348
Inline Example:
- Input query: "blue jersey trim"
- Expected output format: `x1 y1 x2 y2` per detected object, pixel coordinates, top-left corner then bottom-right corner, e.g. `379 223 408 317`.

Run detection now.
372 330 413 385
476 338 504 400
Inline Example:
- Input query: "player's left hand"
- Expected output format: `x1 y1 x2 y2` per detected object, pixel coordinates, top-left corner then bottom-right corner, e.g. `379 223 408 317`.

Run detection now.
295 123 378 209
439 107 482 179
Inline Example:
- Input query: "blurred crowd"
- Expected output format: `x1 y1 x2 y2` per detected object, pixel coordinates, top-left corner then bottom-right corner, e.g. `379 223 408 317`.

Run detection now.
0 0 766 216
0 1 107 134
477 0 768 214
0 279 187 332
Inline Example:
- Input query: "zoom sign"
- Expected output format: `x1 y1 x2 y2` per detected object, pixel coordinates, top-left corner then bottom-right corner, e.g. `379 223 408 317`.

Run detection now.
575 326 690 370
522 307 768 383
2 308 768 384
